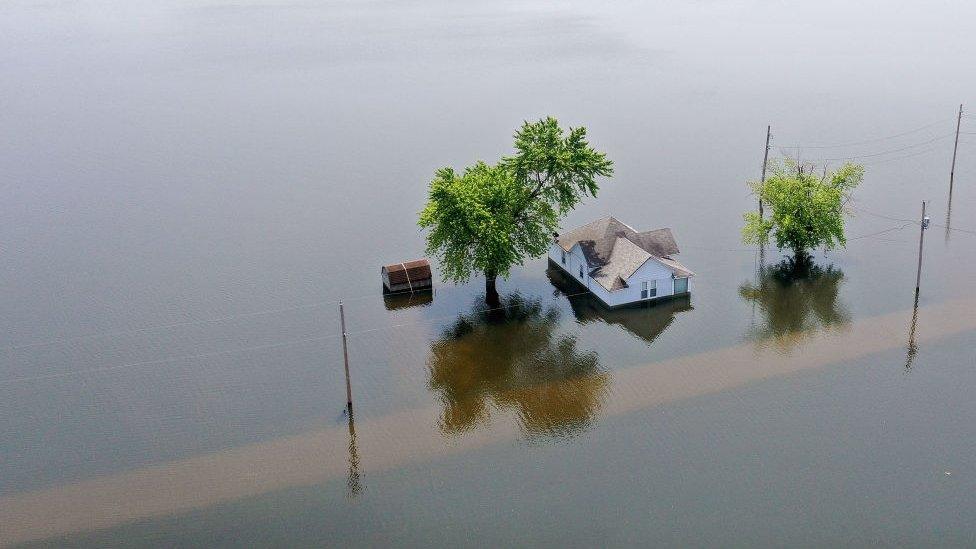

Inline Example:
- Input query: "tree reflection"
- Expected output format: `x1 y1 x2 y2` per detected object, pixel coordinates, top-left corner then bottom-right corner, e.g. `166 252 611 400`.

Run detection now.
427 293 608 440
739 256 850 349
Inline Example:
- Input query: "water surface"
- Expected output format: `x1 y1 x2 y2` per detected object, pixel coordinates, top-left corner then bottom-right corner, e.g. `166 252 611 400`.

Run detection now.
2 0 975 546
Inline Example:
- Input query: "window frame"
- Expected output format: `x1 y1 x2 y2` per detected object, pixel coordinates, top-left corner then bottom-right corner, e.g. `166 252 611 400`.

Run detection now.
641 280 657 299
674 276 689 294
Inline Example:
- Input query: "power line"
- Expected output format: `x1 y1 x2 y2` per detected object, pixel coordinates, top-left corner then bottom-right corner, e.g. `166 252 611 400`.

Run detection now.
854 206 976 237
0 333 342 386
779 116 956 149
0 298 344 353
0 284 482 353
847 222 916 241
850 205 918 224
931 222 976 236
856 143 950 166
345 288 600 337
785 133 956 162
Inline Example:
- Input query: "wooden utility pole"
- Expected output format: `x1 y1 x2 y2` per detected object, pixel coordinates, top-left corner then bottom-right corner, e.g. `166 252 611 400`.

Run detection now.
949 104 963 195
339 300 352 409
759 125 771 219
915 201 929 294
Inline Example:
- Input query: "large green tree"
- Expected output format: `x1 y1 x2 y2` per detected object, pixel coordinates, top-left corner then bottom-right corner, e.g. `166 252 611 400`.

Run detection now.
419 117 613 305
743 159 863 260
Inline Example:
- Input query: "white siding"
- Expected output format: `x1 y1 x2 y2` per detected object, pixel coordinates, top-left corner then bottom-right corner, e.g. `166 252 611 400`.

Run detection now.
549 243 612 306
549 243 691 308
608 258 676 307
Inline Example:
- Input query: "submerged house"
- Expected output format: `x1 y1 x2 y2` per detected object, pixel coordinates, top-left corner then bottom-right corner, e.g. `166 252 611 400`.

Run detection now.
549 216 694 308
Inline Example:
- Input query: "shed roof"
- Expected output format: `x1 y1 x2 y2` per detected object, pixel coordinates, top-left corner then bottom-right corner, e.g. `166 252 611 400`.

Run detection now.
382 259 432 286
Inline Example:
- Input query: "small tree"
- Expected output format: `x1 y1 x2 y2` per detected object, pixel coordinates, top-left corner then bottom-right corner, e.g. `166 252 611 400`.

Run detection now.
419 117 613 305
743 159 863 261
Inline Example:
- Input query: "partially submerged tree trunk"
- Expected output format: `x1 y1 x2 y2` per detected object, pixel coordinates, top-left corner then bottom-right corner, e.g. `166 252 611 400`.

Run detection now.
485 270 500 308
788 248 813 277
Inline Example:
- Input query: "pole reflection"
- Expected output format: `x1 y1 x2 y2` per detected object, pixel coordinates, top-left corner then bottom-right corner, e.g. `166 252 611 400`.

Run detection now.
426 293 608 440
346 407 364 497
945 188 953 243
905 291 920 371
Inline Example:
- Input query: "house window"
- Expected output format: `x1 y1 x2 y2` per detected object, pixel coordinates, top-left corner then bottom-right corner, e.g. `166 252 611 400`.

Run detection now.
561 250 566 264
641 280 656 299
579 265 584 279
674 277 688 294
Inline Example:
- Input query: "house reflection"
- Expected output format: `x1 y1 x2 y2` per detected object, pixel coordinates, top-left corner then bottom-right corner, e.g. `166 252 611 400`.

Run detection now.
426 293 609 440
546 266 693 344
739 257 851 349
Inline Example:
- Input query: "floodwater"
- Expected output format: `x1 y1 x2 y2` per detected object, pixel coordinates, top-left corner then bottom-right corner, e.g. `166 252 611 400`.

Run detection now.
2 1 975 546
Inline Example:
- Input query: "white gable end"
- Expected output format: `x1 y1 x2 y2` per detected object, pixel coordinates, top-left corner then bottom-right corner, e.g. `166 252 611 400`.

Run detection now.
548 216 693 308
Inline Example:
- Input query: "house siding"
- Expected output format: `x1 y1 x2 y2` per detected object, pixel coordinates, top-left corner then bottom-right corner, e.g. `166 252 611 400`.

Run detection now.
548 243 691 308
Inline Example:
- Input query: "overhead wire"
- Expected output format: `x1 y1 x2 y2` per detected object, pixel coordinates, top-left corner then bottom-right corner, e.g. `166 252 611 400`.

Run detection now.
0 332 343 386
344 287 602 337
782 133 957 162
2 115 972 357
778 116 957 150
0 298 345 353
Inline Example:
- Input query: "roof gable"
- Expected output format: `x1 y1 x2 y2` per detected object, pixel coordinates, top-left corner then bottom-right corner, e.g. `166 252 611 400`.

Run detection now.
590 237 651 292
558 216 680 265
558 216 692 291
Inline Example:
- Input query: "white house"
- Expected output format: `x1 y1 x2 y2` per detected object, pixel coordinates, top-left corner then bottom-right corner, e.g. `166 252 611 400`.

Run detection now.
548 216 694 308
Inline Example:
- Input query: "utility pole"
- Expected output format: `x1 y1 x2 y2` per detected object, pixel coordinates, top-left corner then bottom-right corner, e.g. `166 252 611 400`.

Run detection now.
339 300 353 410
914 201 930 295
759 125 771 219
949 104 963 195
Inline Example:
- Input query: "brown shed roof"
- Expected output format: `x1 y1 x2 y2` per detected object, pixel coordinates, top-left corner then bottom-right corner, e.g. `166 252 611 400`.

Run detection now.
382 259 432 286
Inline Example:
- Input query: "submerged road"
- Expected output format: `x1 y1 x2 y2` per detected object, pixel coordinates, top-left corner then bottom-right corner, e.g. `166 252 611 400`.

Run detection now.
2 296 973 546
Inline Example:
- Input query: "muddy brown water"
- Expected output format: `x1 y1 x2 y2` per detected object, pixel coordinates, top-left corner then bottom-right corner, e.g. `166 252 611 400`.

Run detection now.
2 1 975 546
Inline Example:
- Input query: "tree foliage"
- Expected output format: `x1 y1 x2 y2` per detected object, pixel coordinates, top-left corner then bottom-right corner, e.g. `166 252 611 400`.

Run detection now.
419 117 613 297
743 159 863 257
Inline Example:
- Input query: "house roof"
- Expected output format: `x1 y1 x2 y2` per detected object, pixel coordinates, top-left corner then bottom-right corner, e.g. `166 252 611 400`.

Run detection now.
557 216 694 292
591 237 650 291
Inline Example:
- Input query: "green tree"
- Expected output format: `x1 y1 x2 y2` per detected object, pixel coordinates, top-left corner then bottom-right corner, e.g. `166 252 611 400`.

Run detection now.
743 159 863 260
419 117 613 305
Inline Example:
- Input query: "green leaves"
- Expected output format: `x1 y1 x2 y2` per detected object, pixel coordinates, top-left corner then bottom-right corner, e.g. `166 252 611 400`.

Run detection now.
502 117 614 216
418 117 613 286
743 159 863 256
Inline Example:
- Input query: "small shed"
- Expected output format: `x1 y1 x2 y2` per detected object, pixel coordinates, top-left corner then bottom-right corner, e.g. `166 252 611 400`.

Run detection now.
381 259 432 293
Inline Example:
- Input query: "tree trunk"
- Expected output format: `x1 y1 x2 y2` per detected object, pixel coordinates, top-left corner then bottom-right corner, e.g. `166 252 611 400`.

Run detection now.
791 247 812 275
485 271 500 308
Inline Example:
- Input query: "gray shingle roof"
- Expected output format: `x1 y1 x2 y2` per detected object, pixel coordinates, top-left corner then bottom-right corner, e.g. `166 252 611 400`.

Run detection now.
557 216 694 292
590 237 650 291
